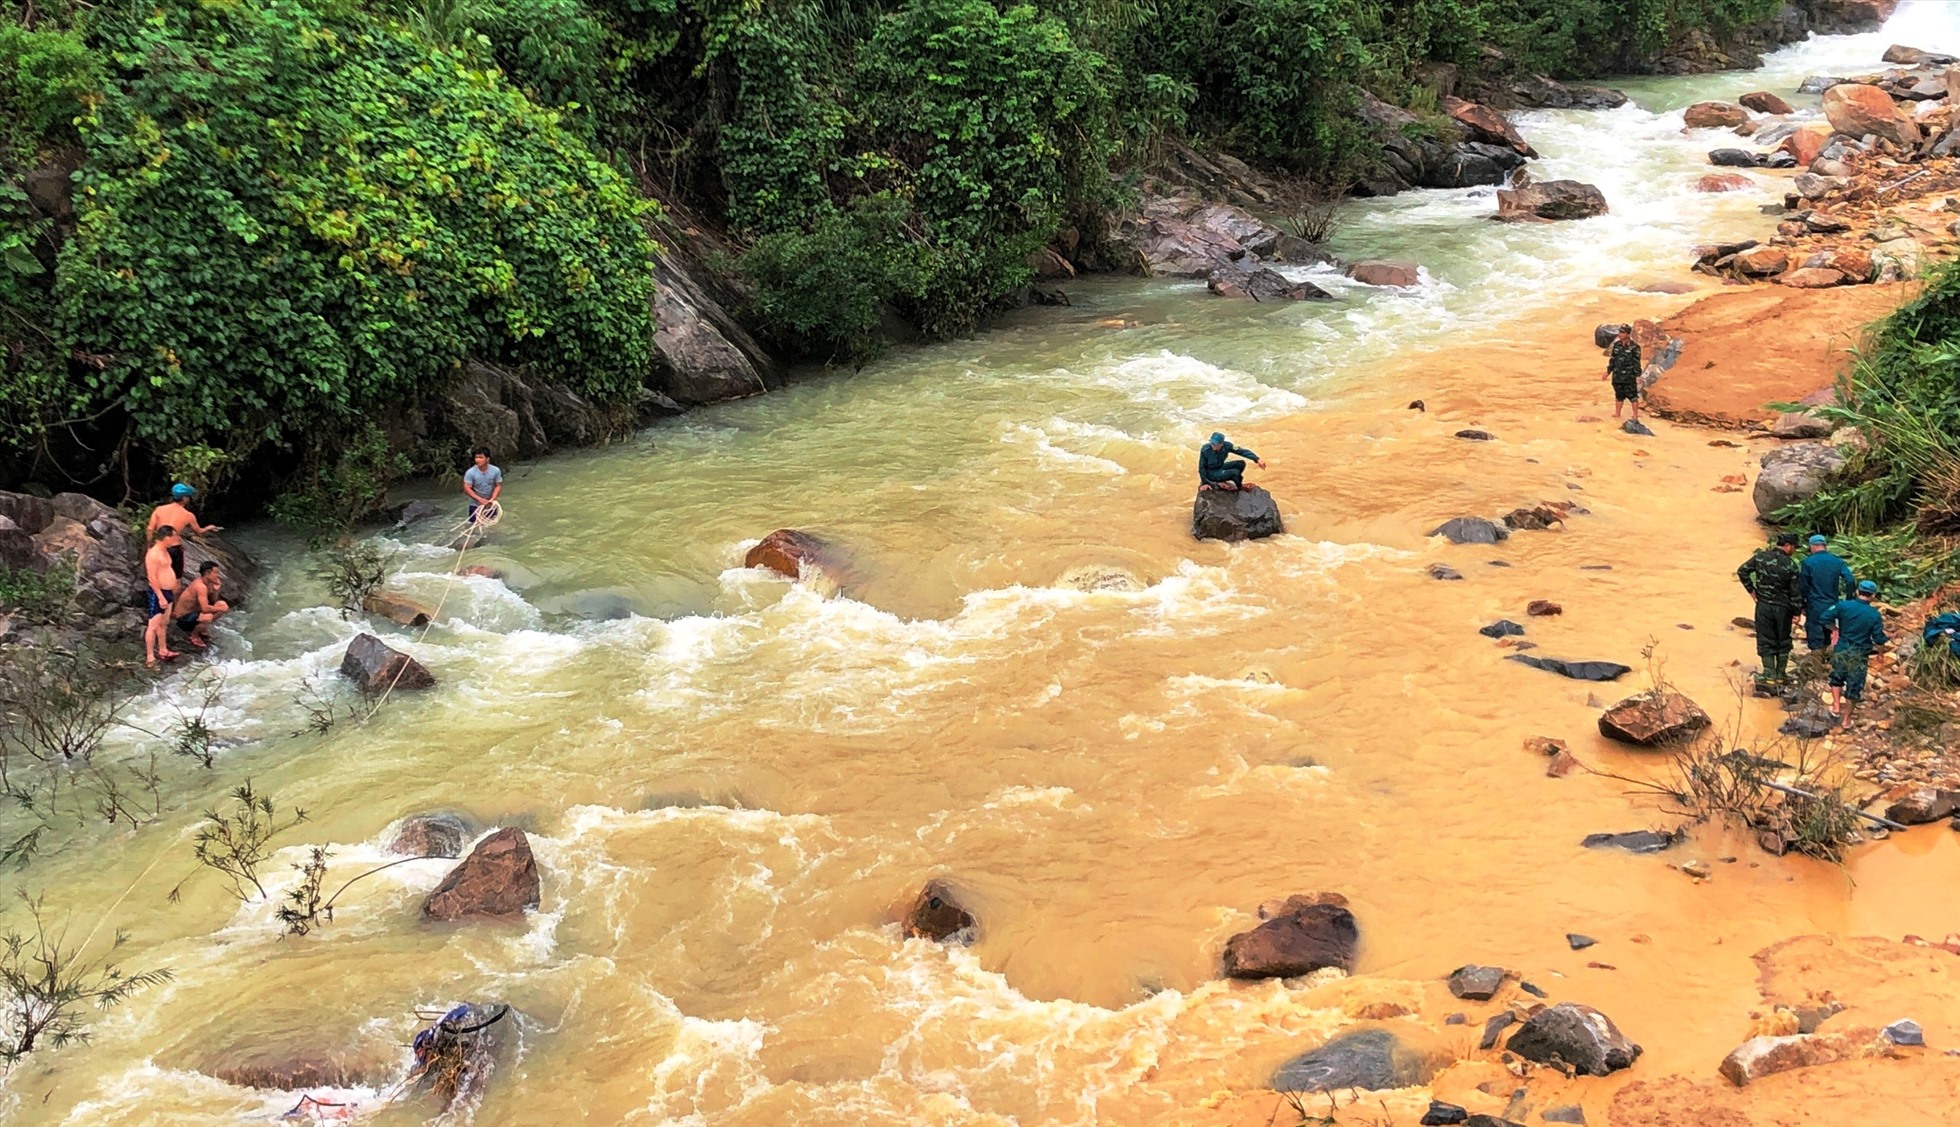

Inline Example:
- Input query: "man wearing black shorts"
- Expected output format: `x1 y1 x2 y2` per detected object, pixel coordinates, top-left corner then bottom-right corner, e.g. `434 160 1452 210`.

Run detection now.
170 561 230 650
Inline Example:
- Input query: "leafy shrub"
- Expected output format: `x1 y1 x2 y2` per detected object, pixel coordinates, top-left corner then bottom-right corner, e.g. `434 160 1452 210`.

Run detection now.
57 0 656 465
0 22 101 153
268 423 409 534
742 195 927 365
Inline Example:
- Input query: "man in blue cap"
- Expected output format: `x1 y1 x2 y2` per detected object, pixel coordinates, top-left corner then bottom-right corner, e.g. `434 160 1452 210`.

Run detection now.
146 483 222 582
1797 533 1856 654
1818 580 1888 725
1197 432 1266 492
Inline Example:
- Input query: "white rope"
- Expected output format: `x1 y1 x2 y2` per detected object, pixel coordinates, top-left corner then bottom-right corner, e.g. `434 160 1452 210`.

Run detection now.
361 502 507 720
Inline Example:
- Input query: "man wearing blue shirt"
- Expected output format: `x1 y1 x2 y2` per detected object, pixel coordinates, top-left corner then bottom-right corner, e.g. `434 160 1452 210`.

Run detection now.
1198 432 1267 492
1818 580 1888 725
463 447 503 524
1797 534 1856 653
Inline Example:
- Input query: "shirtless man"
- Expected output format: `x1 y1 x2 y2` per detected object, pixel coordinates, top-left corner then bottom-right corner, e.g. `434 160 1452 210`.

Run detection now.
147 483 222 581
170 562 230 650
145 526 184 665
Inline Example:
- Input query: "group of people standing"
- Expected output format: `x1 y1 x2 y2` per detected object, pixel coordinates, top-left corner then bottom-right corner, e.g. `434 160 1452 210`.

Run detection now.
141 484 232 667
1737 532 1887 724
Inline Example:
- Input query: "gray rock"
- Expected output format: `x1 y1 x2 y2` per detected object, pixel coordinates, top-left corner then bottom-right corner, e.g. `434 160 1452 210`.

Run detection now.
1505 1003 1642 1076
1708 148 1763 167
1430 517 1509 544
1421 1103 1469 1126
1798 76 1849 94
1205 259 1332 302
650 254 780 406
1593 323 1621 349
387 812 474 859
1622 419 1655 437
1770 410 1835 439
1192 488 1283 542
1882 1019 1924 1046
1884 788 1960 825
1507 655 1633 682
1543 1107 1587 1125
1448 964 1508 1001
1567 934 1597 950
1479 1012 1515 1050
1428 564 1465 581
1582 830 1678 854
1494 180 1608 221
0 515 41 574
1272 1029 1436 1093
1779 707 1838 739
395 499 447 529
1753 442 1848 519
340 633 436 694
1480 620 1526 638
1793 172 1846 200
1455 429 1496 441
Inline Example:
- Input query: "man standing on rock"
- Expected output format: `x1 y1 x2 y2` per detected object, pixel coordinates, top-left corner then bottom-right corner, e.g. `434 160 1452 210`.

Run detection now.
1798 533 1856 654
1602 324 1643 421
147 483 222 580
1198 432 1266 492
1737 531 1803 690
462 447 503 523
1819 581 1887 725
144 526 184 667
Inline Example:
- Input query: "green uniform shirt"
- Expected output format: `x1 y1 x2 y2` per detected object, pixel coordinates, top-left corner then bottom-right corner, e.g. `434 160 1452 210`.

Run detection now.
1737 546 1802 608
1607 339 1643 384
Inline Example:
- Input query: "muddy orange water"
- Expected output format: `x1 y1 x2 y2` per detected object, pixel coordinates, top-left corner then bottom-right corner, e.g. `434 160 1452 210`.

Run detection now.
13 10 1960 1127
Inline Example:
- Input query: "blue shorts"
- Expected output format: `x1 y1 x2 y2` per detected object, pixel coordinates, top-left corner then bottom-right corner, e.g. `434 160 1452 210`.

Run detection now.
146 589 176 619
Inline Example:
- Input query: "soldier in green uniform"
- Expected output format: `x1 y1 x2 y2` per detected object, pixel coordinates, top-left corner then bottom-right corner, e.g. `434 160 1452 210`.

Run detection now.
1737 531 1803 688
1602 324 1643 421
1818 580 1888 725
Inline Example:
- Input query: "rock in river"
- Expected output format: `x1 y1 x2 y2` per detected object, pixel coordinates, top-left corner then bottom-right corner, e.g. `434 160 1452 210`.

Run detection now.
1508 655 1633 682
1739 90 1795 115
422 827 541 922
388 812 474 859
1822 82 1919 150
1346 259 1421 287
1683 101 1748 129
1598 691 1711 746
746 528 843 580
340 633 435 694
1448 964 1508 1001
1207 260 1331 302
1272 1028 1437 1093
1494 180 1608 222
1193 487 1283 541
1582 830 1679 854
1884 787 1960 826
1505 1002 1642 1076
904 878 976 942
1430 517 1509 544
1223 900 1358 979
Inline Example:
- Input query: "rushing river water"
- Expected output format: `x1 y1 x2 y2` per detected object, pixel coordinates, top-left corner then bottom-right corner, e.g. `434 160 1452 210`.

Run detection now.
13 7 1960 1125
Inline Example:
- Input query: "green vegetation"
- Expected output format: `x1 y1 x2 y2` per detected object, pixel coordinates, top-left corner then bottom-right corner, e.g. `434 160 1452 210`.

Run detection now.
2 0 1806 514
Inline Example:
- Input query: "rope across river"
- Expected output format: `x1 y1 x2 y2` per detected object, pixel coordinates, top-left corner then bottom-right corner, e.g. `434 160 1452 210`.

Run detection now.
360 501 503 721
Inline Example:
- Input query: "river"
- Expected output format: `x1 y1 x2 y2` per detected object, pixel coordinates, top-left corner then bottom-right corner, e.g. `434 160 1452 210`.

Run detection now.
11 6 1960 1125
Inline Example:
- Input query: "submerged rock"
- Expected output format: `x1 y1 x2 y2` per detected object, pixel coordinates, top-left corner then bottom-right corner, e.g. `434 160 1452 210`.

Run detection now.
1192 488 1283 541
422 828 541 922
363 590 435 628
340 633 436 694
1428 564 1465 581
1430 517 1509 544
904 879 977 942
1598 691 1711 746
1506 1002 1642 1076
1495 180 1608 221
1582 829 1679 854
1509 655 1633 682
388 812 474 859
1222 900 1358 979
746 528 844 580
1272 1028 1436 1092
1206 260 1332 302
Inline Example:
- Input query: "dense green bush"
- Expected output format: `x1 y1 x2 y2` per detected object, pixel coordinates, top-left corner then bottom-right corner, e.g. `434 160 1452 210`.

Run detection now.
55 0 655 461
742 195 926 365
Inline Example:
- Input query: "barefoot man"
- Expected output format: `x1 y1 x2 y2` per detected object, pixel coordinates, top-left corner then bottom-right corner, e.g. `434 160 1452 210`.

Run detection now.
147 483 222 581
1602 324 1643 421
170 561 230 650
145 526 184 666
1198 432 1266 492
1819 580 1888 726
462 447 503 524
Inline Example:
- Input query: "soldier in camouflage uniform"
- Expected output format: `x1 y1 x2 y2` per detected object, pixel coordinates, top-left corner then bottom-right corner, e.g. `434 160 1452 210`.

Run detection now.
1737 531 1803 688
1603 324 1643 421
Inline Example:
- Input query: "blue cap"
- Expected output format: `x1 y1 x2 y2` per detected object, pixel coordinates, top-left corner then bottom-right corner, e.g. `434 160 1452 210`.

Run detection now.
1858 580 1878 595
1209 432 1225 444
1808 534 1827 546
170 483 195 499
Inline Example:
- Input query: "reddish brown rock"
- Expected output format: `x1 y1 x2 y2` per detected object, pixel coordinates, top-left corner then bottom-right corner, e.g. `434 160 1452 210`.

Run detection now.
1883 787 1960 825
1739 91 1796 115
1527 600 1564 617
422 827 541 922
363 591 435 628
1598 691 1712 746
1822 83 1918 149
904 878 976 941
745 529 838 580
1546 750 1581 778
1778 267 1846 288
1816 246 1873 282
1346 259 1421 287
1734 246 1790 276
1495 180 1608 222
1444 96 1536 156
339 633 435 694
1780 123 1835 167
211 1051 394 1090
1222 900 1359 979
1027 247 1075 280
1684 101 1748 129
1694 173 1754 193
460 564 504 580
1718 1029 1875 1086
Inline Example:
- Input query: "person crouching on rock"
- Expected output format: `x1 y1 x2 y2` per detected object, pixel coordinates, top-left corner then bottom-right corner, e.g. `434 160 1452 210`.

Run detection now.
1602 324 1643 421
1198 432 1266 492
1819 580 1888 726
144 526 184 666
170 561 230 651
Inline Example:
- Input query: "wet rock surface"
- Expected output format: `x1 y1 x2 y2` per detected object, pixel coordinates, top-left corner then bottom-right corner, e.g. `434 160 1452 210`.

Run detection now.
340 633 436 693
1754 443 1850 518
1508 655 1633 682
1222 900 1358 979
422 827 541 922
1448 964 1508 1000
1271 1028 1436 1092
1505 1002 1643 1075
1494 180 1608 221
1598 691 1712 745
1192 488 1283 541
746 528 845 580
1430 517 1509 544
388 812 475 859
1582 829 1680 854
904 878 977 942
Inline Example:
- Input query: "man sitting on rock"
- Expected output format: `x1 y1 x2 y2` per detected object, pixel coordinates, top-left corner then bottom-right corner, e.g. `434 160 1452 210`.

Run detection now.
1819 580 1888 726
170 561 230 650
1198 432 1266 492
1602 324 1643 421
144 526 184 666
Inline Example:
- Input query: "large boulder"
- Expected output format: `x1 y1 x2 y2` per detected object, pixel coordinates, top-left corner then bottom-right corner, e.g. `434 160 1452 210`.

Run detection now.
1883 787 1960 825
1345 259 1421 287
1494 180 1608 222
1192 488 1283 541
650 254 780 407
745 529 845 580
1124 217 1246 277
1506 1003 1642 1076
0 516 39 573
1719 1029 1875 1086
903 878 976 942
1598 691 1711 746
422 827 541 922
1443 97 1536 156
1871 237 1924 282
363 591 435 628
1683 101 1749 129
1740 90 1796 115
1206 260 1331 302
1822 83 1918 149
1272 1029 1438 1093
1753 442 1848 519
1222 899 1358 979
339 632 436 694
